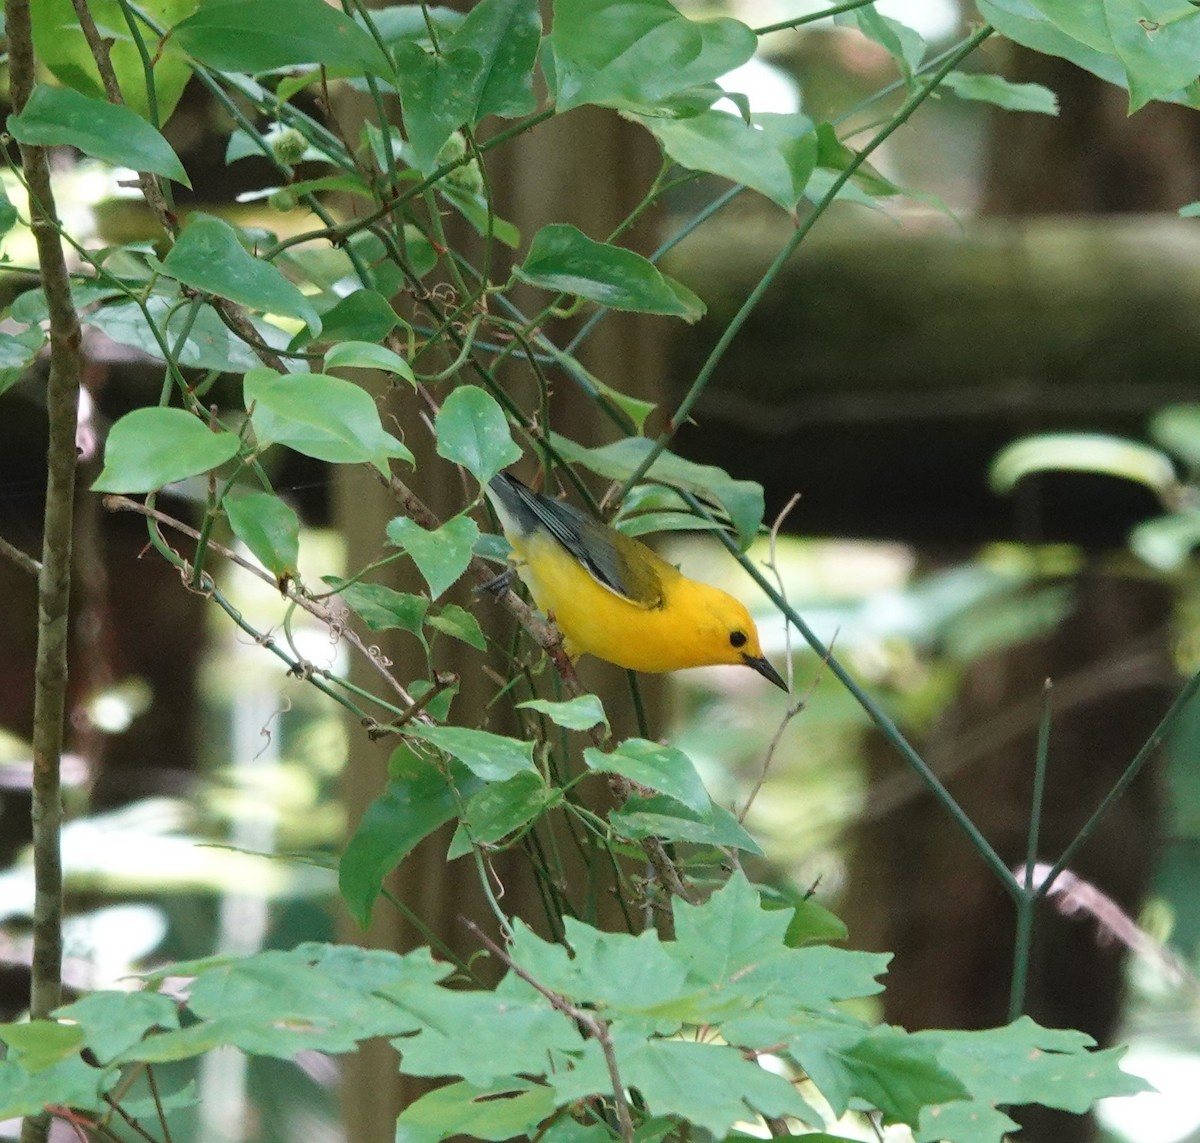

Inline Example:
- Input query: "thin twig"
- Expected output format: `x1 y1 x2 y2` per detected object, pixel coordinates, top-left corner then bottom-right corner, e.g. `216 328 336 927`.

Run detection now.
462 919 636 1143
739 643 830 825
765 493 801 692
100 1093 162 1143
67 0 176 232
146 1064 175 1143
0 533 41 576
738 493 806 824
101 494 420 714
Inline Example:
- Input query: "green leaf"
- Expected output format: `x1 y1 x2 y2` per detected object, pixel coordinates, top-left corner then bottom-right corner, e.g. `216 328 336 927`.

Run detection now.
448 0 541 120
340 747 479 926
160 214 320 333
170 0 393 76
549 1034 818 1136
0 181 18 237
516 224 704 321
550 0 757 115
365 5 466 48
610 792 763 855
614 510 723 538
584 373 657 434
392 982 580 1086
670 870 790 980
979 0 1200 112
447 769 556 857
119 1079 200 1119
314 289 401 343
843 1027 970 1127
0 329 46 398
84 295 279 374
1131 510 1200 571
437 182 522 248
550 433 764 549
393 42 483 173
837 6 925 79
387 513 479 600
977 0 1136 98
641 110 818 212
912 1017 1152 1143
8 84 189 186
225 491 300 581
785 895 850 946
518 694 608 732
989 432 1178 497
324 340 416 385
0 1021 84 1071
334 581 429 636
814 121 902 201
406 724 536 781
93 408 241 493
426 603 487 650
53 991 179 1065
132 948 432 1059
0 1054 113 1118
395 1078 556 1143
942 71 1059 114
33 0 194 122
246 368 414 474
509 917 688 1011
1022 0 1200 111
409 677 458 722
1150 403 1200 467
434 385 522 484
584 738 707 813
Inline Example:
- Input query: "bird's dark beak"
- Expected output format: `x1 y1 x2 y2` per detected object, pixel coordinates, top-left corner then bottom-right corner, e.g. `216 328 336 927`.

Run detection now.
743 654 788 692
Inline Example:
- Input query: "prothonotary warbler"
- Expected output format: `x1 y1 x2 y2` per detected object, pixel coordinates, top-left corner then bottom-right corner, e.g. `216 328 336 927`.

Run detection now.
486 472 787 690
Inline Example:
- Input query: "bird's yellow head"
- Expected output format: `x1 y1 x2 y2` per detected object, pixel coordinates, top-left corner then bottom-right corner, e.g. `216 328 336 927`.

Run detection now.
679 580 787 690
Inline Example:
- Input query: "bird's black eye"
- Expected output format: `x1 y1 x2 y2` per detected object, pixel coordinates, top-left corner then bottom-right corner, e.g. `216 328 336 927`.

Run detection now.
729 630 748 649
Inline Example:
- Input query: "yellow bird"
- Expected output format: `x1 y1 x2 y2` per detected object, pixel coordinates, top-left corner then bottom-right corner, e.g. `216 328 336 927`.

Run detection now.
486 472 787 690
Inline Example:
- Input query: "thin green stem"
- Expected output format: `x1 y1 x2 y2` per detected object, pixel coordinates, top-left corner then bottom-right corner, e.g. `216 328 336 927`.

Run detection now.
113 0 161 126
626 671 650 740
1009 680 1053 1020
754 0 877 35
1038 664 1200 898
677 488 1018 896
613 24 994 504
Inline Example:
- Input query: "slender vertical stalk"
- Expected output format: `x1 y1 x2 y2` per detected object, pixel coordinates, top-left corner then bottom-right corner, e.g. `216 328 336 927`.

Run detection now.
8 2 83 1140
1009 680 1053 1021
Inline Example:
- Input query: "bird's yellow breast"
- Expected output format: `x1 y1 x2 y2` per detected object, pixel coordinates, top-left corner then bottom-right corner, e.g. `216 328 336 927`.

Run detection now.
513 530 751 674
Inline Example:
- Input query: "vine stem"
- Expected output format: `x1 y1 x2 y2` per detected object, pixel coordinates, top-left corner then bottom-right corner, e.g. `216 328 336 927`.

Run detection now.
8 2 83 1141
463 919 636 1143
614 23 995 505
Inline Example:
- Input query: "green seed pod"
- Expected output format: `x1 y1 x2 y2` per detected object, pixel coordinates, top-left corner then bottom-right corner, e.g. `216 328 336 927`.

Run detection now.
271 127 309 166
268 188 298 212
